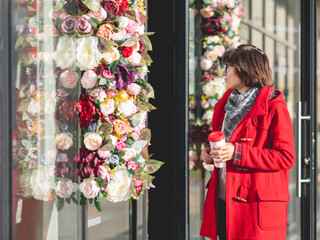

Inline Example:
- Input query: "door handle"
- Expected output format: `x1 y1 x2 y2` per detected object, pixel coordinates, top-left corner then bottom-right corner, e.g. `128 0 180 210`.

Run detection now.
296 101 311 198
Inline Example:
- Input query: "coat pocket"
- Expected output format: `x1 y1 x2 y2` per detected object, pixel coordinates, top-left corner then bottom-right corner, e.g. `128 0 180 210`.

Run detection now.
257 188 289 231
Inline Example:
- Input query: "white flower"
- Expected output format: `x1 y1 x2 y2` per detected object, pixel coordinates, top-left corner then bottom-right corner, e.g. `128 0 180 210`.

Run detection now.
55 132 74 151
206 36 220 44
202 109 214 122
56 179 75 198
30 165 56 200
204 49 218 61
106 165 132 202
117 16 129 29
202 80 226 99
110 135 117 146
117 98 137 117
101 98 115 116
77 36 102 71
28 99 41 115
83 132 103 151
80 180 100 199
54 36 77 70
127 51 142 66
138 66 148 79
200 57 213 71
102 47 120 64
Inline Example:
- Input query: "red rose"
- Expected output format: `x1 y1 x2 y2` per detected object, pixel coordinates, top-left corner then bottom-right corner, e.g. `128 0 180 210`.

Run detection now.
119 0 129 12
103 0 120 16
76 94 106 129
121 46 133 58
139 42 145 52
57 99 77 124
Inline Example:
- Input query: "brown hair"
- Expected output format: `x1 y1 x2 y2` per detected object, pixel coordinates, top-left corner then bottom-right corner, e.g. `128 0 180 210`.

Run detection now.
222 44 273 88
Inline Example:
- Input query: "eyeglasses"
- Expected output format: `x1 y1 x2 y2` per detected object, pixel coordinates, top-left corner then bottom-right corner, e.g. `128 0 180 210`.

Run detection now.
224 64 233 72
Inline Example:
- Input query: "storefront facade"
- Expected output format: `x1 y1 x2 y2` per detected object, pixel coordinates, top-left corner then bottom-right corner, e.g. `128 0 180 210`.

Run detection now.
0 0 319 240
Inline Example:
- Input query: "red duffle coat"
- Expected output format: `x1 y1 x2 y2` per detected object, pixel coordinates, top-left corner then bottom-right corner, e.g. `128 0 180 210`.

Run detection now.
200 86 295 240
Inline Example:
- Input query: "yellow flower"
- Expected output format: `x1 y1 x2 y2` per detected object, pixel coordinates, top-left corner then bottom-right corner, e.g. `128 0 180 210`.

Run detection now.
109 169 116 174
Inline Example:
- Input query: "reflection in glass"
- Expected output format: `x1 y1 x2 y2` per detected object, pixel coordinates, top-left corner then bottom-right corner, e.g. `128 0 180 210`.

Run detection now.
12 0 81 238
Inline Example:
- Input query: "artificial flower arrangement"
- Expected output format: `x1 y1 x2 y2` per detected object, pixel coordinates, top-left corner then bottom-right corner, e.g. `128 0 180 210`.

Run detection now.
189 0 243 171
15 0 80 204
15 0 162 211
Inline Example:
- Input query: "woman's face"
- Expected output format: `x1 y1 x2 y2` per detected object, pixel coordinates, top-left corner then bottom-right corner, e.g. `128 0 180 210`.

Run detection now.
223 64 249 93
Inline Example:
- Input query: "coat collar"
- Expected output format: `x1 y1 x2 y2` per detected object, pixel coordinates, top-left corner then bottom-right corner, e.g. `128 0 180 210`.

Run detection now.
216 86 275 119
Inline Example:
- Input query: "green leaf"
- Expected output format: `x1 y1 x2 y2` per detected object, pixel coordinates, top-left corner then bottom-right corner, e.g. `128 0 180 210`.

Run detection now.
99 37 117 52
119 54 127 64
141 52 153 66
66 197 71 204
137 173 155 187
22 140 32 149
94 198 102 212
15 34 28 50
108 60 118 75
133 140 148 150
145 102 156 111
53 0 67 12
125 137 135 147
97 191 104 201
144 32 155 36
71 196 78 205
56 197 64 211
99 122 113 134
120 36 139 47
139 129 151 142
81 0 101 11
143 159 164 174
144 83 155 99
99 77 107 86
136 103 149 112
90 17 100 29
141 147 149 161
89 198 93 204
79 196 87 205
139 34 152 51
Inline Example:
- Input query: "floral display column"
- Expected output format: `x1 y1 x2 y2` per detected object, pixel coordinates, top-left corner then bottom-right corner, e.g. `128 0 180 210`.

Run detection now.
15 1 162 237
189 0 243 172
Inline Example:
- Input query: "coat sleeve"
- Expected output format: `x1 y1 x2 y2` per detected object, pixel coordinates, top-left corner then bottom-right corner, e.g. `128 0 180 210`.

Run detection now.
237 102 295 171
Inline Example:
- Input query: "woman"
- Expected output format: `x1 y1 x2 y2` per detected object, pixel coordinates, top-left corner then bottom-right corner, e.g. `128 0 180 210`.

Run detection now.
200 44 295 240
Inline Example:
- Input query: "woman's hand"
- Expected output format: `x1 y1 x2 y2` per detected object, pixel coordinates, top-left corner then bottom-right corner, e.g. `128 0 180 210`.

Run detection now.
200 146 213 164
211 143 235 163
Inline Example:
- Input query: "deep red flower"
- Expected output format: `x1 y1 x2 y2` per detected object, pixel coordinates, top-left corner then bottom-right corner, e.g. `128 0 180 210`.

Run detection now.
119 0 129 12
76 94 106 129
77 148 104 181
121 46 133 58
57 99 77 124
103 0 120 16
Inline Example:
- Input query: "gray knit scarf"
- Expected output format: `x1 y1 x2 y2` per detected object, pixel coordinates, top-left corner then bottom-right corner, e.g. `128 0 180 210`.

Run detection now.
223 87 260 142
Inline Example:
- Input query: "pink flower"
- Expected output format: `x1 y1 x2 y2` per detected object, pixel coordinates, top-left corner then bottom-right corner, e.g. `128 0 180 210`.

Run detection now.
127 83 142 96
79 180 100 199
102 70 114 79
88 8 108 21
111 28 126 41
97 149 111 159
97 23 113 40
127 161 139 171
77 15 92 33
116 140 126 151
101 98 115 116
56 180 74 198
88 86 107 103
125 18 140 34
132 178 143 195
98 165 111 182
107 89 118 97
123 148 136 161
59 70 79 89
213 45 225 57
81 70 98 89
120 134 128 142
